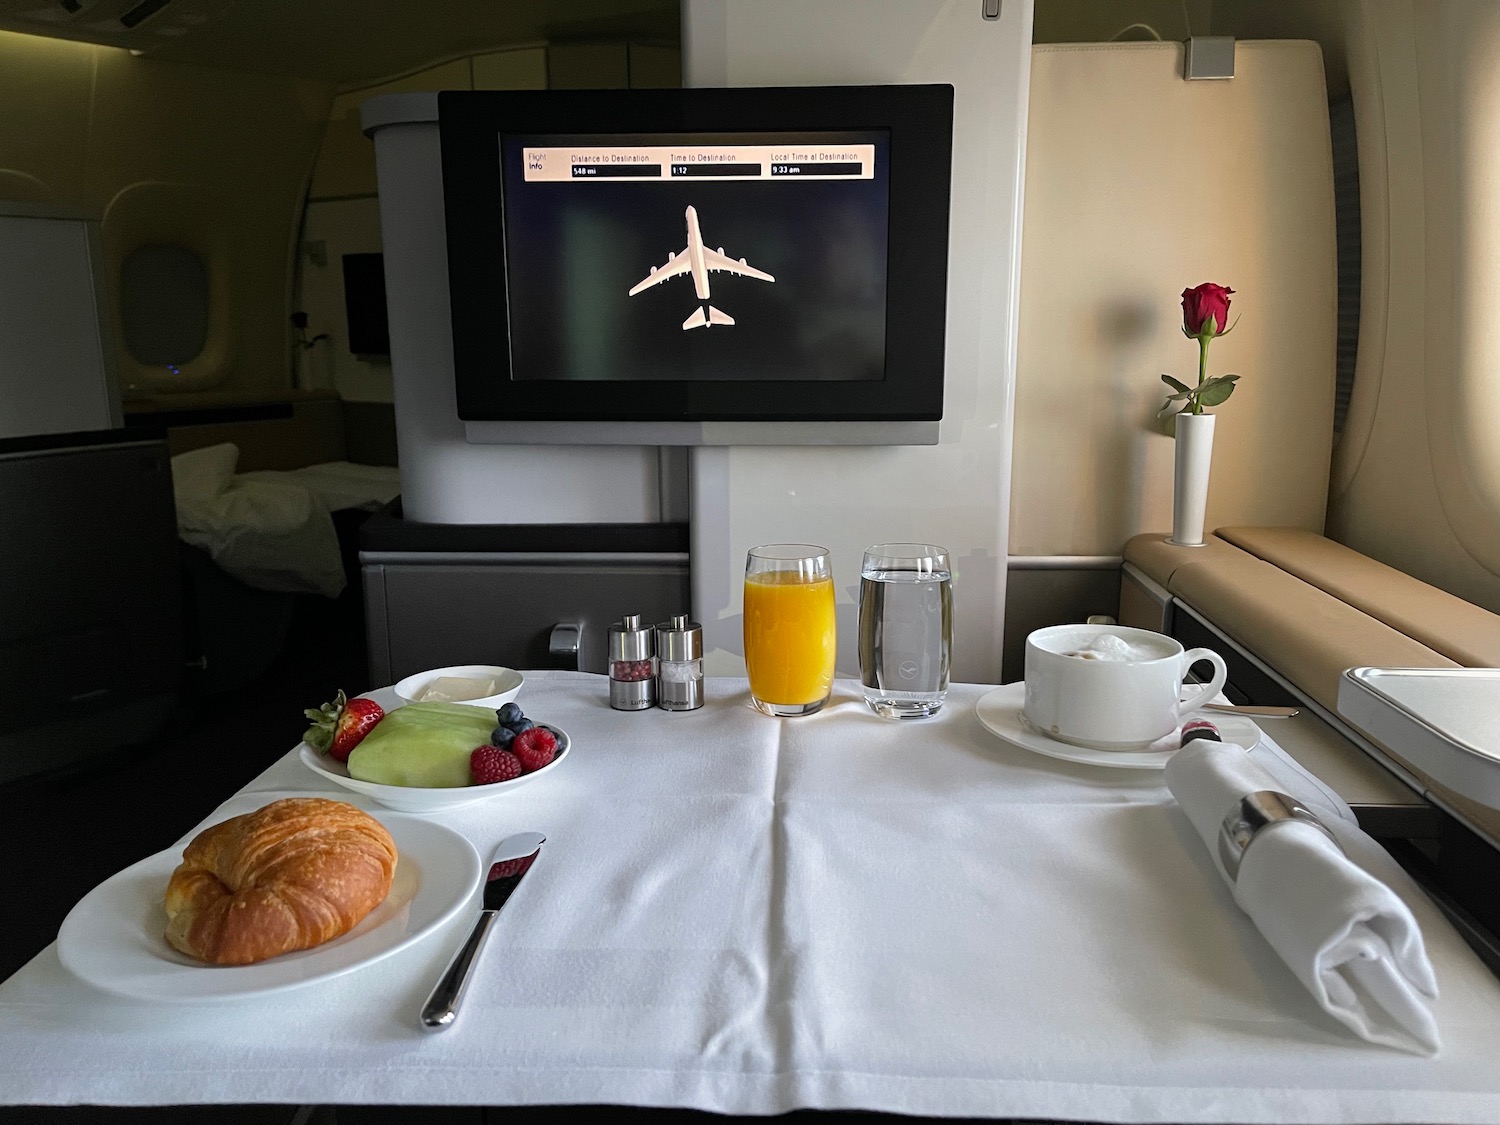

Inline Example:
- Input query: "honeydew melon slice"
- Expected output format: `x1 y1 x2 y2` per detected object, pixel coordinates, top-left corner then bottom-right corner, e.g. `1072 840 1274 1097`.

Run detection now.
346 702 497 788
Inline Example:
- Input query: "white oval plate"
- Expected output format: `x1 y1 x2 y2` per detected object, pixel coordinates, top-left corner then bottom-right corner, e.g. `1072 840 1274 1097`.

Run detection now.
299 724 570 813
57 802 480 1003
974 682 1259 770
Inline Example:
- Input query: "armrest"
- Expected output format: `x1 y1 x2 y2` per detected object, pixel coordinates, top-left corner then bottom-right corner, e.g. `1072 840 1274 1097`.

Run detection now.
1123 532 1456 713
1123 528 1500 846
1218 526 1500 667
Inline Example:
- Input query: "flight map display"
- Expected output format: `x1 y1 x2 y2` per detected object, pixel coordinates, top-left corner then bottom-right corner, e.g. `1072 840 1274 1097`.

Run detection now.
498 131 890 383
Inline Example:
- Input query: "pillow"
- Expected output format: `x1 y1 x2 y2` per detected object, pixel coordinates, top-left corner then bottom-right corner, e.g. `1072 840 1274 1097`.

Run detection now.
170 442 239 502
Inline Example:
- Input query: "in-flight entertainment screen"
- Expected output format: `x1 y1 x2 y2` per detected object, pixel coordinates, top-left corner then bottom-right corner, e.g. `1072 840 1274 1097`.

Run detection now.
439 86 952 428
498 133 889 383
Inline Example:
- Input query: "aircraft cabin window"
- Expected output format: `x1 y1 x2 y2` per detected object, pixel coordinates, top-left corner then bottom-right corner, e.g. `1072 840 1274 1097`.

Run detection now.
120 242 210 368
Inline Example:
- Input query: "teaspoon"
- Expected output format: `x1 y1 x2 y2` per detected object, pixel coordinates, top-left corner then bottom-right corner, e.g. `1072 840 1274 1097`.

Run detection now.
1203 703 1301 718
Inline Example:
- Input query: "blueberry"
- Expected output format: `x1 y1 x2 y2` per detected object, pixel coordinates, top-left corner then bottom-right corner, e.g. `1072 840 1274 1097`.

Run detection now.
506 718 534 736
491 725 515 747
497 702 524 725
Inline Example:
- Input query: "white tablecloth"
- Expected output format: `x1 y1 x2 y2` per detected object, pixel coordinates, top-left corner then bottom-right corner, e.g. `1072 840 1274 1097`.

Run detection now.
4 672 1500 1121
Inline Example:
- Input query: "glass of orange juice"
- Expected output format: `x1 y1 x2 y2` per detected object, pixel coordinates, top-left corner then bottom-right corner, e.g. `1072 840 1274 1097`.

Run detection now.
743 544 837 717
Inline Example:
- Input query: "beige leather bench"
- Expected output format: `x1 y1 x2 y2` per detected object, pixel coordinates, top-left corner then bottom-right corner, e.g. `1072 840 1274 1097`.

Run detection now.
1215 527 1500 669
1122 528 1500 841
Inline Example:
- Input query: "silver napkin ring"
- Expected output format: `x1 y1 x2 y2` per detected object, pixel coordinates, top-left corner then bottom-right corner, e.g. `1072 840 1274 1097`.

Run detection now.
1217 790 1342 881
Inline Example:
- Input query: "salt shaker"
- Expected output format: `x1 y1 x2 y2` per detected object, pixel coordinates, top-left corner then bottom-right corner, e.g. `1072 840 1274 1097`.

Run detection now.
655 614 704 711
608 613 656 710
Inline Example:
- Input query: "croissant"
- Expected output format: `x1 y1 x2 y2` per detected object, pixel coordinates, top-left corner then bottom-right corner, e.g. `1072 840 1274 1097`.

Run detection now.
163 797 398 966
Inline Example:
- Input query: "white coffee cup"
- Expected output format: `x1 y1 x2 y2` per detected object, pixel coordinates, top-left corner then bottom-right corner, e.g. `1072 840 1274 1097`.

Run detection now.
1022 623 1229 750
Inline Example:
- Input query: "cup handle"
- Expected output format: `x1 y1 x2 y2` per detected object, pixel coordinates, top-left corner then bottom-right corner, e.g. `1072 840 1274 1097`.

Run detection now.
1178 648 1229 719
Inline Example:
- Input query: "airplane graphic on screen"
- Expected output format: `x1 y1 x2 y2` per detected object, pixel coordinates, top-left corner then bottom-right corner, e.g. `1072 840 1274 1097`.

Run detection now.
628 205 775 330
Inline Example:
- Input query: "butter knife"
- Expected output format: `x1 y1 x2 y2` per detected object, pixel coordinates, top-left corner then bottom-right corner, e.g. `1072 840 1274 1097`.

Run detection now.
420 830 545 1031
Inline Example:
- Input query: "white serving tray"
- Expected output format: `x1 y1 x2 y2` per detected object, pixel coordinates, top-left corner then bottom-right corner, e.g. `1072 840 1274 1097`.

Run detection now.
1339 667 1500 809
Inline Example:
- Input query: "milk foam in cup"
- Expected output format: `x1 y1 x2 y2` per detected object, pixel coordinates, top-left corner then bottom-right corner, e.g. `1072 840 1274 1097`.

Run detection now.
1022 623 1229 750
1059 634 1155 662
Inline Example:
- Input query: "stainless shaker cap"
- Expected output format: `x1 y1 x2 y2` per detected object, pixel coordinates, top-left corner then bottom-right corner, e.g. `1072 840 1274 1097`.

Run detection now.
609 613 654 662
655 614 703 662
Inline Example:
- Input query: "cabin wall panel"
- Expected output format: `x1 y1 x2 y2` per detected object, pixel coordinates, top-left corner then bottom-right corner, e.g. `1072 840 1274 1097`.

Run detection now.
628 44 681 88
1216 1 1500 614
0 35 91 196
1035 2 1500 621
1213 0 1353 94
303 60 481 409
1298 0 1500 613
0 30 332 398
1009 41 1338 559
368 118 664 525
682 0 1032 683
548 43 630 89
1418 5 1500 588
298 196 391 404
1032 0 1212 47
472 47 549 91
294 46 602 406
308 59 474 203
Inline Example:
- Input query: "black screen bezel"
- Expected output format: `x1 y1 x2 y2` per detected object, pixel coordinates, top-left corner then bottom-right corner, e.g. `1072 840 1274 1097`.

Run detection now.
438 85 953 423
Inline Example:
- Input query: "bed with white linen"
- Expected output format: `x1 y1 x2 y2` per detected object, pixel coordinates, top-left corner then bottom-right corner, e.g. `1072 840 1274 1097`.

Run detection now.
170 442 399 599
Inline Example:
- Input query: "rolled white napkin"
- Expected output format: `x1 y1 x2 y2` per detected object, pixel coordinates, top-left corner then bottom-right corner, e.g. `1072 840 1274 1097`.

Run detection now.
1165 738 1441 1055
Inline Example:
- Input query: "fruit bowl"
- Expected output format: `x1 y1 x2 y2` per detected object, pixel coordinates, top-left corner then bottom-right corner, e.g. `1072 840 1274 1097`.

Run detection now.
393 665 525 710
298 724 569 813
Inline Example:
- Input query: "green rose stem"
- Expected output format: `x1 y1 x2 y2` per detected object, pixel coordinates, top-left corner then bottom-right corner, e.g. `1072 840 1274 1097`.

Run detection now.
1194 332 1210 416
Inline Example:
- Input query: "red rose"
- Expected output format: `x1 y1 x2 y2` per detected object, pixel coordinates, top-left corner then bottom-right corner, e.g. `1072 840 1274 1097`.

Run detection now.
1181 283 1234 338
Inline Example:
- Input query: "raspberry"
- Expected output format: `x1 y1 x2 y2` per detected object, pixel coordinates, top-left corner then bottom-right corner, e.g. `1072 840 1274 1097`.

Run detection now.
470 745 522 785
511 726 558 773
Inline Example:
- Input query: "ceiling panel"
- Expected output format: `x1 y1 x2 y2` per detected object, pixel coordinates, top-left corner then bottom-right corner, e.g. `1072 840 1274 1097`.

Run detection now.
0 0 678 84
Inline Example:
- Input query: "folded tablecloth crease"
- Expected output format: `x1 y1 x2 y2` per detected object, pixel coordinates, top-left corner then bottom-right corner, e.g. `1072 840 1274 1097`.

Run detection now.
1165 738 1441 1055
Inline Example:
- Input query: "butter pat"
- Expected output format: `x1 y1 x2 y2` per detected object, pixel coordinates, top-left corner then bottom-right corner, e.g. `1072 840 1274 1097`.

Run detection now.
417 675 498 703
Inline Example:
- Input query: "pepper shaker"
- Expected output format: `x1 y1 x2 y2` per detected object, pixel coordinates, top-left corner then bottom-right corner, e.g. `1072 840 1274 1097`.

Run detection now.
608 613 657 710
655 614 704 711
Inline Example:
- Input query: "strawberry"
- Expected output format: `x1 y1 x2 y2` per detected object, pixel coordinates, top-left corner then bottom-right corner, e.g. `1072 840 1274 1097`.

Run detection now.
303 690 385 762
511 726 558 773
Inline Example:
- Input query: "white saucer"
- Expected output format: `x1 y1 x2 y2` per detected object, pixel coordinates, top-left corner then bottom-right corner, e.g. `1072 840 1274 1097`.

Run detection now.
974 683 1260 770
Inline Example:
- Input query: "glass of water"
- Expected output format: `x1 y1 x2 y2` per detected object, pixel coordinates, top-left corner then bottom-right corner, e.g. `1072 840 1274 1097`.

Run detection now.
858 543 953 719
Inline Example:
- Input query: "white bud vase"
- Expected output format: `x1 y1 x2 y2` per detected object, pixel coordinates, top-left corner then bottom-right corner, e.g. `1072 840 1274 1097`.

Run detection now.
1170 412 1215 547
